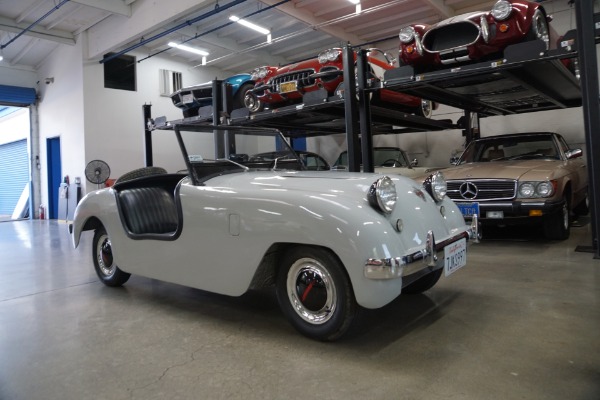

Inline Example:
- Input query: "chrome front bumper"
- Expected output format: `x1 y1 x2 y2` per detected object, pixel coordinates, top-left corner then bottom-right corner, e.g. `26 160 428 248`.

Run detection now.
364 215 480 279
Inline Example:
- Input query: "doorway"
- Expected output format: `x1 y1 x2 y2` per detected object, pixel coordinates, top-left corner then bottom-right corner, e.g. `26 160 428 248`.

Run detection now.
46 137 61 219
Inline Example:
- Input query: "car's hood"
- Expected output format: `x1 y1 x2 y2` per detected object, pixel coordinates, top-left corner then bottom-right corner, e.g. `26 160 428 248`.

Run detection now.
443 160 564 181
375 166 444 179
204 170 420 197
431 11 487 27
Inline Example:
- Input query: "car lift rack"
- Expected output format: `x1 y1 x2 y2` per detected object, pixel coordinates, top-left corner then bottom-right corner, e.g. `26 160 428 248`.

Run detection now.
147 4 599 258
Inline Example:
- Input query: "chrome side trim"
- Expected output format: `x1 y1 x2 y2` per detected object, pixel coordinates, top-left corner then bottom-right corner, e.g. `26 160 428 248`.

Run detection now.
364 228 474 279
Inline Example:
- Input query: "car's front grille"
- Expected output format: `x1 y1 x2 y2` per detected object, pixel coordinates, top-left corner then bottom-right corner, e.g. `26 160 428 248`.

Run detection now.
423 22 480 53
270 69 315 92
447 179 516 201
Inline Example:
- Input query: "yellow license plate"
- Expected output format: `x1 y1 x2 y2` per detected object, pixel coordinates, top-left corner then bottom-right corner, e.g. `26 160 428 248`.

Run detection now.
279 81 297 93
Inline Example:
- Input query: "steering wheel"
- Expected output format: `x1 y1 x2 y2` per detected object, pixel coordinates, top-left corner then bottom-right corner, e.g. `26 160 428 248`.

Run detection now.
381 159 401 167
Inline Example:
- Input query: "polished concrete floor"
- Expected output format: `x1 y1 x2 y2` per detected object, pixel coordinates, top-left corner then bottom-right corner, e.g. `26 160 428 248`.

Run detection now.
0 219 599 400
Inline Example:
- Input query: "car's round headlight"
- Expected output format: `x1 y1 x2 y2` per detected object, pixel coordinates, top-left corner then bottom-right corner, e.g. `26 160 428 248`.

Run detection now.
491 0 512 21
318 49 341 64
368 176 397 214
519 182 535 198
399 26 416 43
258 67 269 79
536 181 555 197
423 171 447 203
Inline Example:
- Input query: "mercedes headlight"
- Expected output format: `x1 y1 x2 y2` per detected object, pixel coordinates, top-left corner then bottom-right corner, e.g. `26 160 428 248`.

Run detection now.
518 181 556 198
423 171 447 203
368 176 397 214
399 26 416 43
318 49 342 64
491 0 512 21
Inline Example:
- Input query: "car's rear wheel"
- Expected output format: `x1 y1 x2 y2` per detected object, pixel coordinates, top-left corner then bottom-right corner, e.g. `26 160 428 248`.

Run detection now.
93 227 130 287
402 268 443 294
527 9 550 50
543 197 570 240
233 82 254 110
276 246 357 341
416 99 433 118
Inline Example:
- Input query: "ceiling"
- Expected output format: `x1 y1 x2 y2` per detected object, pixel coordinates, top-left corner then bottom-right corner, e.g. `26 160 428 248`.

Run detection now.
1 0 535 76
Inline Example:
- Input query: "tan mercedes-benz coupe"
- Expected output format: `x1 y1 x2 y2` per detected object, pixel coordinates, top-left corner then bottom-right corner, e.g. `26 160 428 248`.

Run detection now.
442 132 588 240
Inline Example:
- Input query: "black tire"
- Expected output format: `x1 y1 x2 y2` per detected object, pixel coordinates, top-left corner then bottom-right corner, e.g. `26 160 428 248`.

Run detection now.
276 246 357 341
233 82 255 110
92 227 130 287
415 99 433 118
543 197 570 240
402 268 443 295
114 166 167 184
526 9 550 50
573 192 589 216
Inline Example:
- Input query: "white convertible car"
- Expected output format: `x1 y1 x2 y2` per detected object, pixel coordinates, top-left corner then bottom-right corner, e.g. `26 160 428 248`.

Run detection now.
70 125 478 341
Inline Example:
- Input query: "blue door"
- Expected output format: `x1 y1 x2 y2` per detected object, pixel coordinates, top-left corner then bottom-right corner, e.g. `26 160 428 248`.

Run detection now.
0 139 29 218
46 137 61 219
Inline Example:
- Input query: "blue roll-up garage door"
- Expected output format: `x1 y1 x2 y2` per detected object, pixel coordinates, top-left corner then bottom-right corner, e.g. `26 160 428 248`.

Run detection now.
0 140 29 217
0 85 37 107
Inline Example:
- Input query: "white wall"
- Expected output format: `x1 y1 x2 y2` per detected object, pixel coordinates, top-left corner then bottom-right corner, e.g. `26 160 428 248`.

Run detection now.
35 38 86 210
82 49 225 186
0 66 37 88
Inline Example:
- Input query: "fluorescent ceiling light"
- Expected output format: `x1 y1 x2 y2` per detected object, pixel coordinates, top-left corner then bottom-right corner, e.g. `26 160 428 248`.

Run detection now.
168 42 209 56
348 0 360 4
229 15 270 35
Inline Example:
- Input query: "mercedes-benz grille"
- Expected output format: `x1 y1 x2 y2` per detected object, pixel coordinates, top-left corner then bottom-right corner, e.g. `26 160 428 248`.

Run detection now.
447 179 517 201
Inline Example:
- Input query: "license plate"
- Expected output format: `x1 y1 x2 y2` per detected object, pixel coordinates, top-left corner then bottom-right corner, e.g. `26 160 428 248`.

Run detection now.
457 202 479 218
279 81 297 93
444 238 467 277
182 93 194 104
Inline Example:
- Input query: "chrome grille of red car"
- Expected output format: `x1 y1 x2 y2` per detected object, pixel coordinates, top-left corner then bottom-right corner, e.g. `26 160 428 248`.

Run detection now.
270 69 316 91
447 180 516 201
423 22 480 53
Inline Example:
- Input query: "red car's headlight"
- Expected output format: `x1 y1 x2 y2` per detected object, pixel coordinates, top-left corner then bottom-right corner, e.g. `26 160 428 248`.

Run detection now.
491 0 512 21
399 26 416 44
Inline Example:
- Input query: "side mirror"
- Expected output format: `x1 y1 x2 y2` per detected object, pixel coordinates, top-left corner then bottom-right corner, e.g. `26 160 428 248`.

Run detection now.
410 158 419 167
449 156 460 165
565 148 583 159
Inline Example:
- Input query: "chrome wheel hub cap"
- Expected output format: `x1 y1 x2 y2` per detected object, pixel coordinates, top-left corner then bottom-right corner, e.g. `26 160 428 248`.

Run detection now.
287 258 336 325
96 234 115 277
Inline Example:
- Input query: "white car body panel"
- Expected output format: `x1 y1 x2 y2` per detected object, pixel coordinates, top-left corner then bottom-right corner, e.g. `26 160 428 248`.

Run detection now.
72 170 470 309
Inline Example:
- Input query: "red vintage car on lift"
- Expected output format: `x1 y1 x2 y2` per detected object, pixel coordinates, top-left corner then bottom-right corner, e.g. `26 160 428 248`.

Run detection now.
243 48 434 117
398 0 552 70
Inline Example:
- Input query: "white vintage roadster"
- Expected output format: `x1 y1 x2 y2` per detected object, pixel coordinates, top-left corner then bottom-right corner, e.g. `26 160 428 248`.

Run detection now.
70 125 478 341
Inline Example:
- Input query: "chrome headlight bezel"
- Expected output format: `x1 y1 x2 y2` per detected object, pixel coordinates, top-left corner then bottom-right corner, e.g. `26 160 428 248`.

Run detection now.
518 181 556 198
491 0 513 21
399 26 416 44
318 49 341 64
423 171 447 203
368 176 397 214
251 66 269 81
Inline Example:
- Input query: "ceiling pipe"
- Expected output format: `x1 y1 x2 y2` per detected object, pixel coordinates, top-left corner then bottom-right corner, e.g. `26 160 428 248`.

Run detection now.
100 0 249 64
1 0 71 50
137 0 292 63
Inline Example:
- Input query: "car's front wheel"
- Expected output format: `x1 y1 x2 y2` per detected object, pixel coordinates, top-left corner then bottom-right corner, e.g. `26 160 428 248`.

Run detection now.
276 246 357 341
93 227 130 287
543 197 570 240
527 9 550 50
